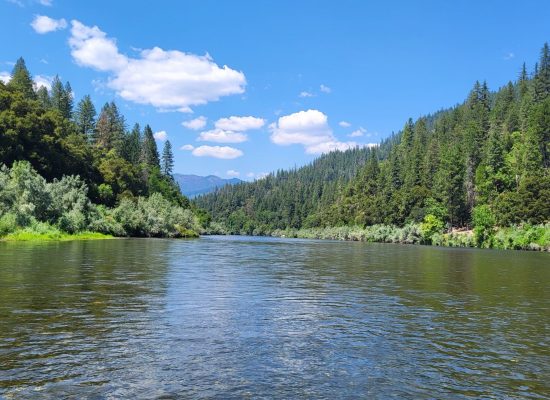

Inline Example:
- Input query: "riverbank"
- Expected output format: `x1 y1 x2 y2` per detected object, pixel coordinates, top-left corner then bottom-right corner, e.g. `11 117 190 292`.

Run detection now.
267 223 550 251
1 227 114 242
0 222 199 242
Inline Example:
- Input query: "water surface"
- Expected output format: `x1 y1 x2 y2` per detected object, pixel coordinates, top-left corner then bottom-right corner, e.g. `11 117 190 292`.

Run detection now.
1 236 549 399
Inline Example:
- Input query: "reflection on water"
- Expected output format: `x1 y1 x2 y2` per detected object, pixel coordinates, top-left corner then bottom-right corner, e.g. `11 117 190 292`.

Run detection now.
0 236 549 398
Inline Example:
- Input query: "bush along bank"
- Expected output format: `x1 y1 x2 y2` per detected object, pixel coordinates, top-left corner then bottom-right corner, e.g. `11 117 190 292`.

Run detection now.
0 161 201 241
266 221 550 252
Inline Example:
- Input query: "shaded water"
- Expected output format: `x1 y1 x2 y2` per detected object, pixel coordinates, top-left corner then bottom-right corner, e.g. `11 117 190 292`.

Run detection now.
0 236 549 399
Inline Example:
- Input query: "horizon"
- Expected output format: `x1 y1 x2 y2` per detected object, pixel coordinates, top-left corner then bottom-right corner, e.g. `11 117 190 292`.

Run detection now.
1 0 549 180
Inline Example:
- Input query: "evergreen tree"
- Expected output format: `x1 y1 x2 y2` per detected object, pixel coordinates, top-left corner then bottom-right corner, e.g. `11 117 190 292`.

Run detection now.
36 86 51 109
124 123 142 165
50 75 73 119
534 42 550 101
8 57 35 99
74 95 96 139
94 102 125 152
141 124 160 168
161 140 174 177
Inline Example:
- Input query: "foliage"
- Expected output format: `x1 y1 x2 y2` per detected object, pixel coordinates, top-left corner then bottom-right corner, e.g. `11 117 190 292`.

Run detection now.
472 205 496 247
0 161 200 240
196 44 550 244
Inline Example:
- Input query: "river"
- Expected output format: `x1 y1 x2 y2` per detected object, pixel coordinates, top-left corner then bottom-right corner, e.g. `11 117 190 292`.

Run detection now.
0 236 548 399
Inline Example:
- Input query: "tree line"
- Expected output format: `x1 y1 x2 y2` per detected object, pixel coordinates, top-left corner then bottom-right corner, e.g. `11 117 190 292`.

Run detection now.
196 43 550 243
0 57 181 207
0 58 202 238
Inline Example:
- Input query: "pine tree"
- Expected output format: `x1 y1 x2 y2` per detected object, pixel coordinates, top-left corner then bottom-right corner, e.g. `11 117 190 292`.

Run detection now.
63 82 74 119
36 86 51 109
161 140 174 177
124 123 142 165
8 57 35 99
534 42 550 101
94 102 125 151
50 76 73 119
141 124 160 168
74 95 96 139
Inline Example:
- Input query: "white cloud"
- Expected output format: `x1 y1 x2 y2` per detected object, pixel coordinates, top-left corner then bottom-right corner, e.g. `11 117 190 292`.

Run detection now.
320 84 331 93
0 71 52 90
270 109 333 146
6 0 24 7
31 15 67 34
366 143 378 148
246 171 269 180
226 170 240 177
299 91 314 98
192 145 243 159
339 121 351 128
504 52 515 60
305 141 359 154
197 128 247 143
214 116 265 131
33 75 52 90
39 0 53 5
270 109 362 154
182 116 207 130
69 20 246 112
349 127 366 137
153 130 167 141
180 144 195 151
0 72 11 83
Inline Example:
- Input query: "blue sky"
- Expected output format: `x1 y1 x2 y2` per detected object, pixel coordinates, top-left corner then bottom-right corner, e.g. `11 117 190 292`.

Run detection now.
1 0 549 179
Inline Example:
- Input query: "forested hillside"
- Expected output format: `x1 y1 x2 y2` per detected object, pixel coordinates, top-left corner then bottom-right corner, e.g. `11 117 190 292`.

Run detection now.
196 44 550 247
0 58 201 239
195 142 395 233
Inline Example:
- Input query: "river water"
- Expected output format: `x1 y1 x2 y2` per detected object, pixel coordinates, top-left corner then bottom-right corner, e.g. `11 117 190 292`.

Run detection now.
0 236 548 399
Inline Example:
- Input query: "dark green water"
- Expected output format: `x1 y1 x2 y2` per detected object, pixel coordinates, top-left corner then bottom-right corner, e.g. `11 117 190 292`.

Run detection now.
0 236 549 399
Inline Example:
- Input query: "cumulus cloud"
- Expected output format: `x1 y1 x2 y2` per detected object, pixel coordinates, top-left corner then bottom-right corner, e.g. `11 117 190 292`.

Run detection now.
0 71 52 90
180 144 195 151
305 141 359 154
226 170 240 177
349 127 366 137
191 145 243 159
270 109 333 146
214 116 265 131
246 171 269 180
68 20 246 112
34 75 53 90
31 15 67 34
299 91 314 98
320 84 331 93
270 109 360 154
153 130 168 141
197 128 247 143
0 71 11 83
182 116 207 130
339 121 351 128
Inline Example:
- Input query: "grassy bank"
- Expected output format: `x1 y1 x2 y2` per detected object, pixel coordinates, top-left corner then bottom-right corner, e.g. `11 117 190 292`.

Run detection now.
268 223 550 251
2 229 113 241
0 221 114 241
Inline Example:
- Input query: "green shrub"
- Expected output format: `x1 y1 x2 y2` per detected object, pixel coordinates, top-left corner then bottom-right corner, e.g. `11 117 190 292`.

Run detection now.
0 212 18 236
473 205 496 247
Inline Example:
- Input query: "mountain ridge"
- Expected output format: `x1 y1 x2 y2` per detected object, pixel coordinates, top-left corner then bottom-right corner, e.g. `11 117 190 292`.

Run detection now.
174 174 242 198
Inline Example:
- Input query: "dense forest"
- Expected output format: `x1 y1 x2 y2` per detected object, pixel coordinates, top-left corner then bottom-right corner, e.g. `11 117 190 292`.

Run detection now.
196 44 550 249
0 58 202 239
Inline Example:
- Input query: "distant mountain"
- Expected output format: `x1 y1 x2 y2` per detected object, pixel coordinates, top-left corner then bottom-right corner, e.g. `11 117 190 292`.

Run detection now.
174 174 242 198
